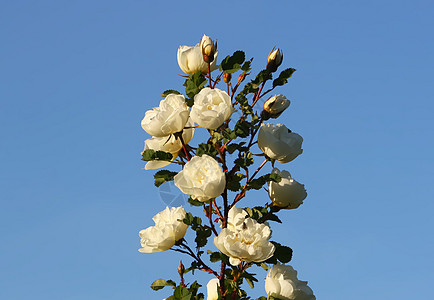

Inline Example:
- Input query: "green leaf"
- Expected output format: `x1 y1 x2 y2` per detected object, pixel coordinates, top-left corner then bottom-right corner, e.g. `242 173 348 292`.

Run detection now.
272 68 296 88
219 51 245 73
183 212 194 225
241 58 253 72
195 227 211 248
141 149 173 162
154 170 178 187
161 90 181 97
196 143 218 158
234 152 254 168
234 120 251 138
226 172 246 192
187 197 203 207
150 279 176 291
174 286 192 300
245 277 254 289
209 251 222 263
184 72 207 99
275 244 293 263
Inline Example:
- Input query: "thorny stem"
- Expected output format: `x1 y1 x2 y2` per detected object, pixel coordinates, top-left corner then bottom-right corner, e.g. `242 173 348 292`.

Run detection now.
208 203 218 236
208 63 212 88
251 81 267 108
212 72 223 89
230 158 269 208
212 200 224 220
175 241 219 277
178 134 190 161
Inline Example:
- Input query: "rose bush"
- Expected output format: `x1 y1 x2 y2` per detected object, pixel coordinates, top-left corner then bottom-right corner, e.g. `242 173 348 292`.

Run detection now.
138 206 188 253
258 123 303 163
174 154 226 202
177 34 218 74
139 35 315 299
265 263 316 300
269 168 307 209
190 87 234 130
141 94 190 137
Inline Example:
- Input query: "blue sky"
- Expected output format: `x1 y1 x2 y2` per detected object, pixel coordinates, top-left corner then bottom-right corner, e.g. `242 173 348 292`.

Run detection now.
1 0 433 299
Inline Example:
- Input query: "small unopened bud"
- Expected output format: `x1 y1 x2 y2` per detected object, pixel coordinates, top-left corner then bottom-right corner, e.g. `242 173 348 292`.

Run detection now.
178 260 185 275
223 73 232 83
262 94 290 119
266 47 283 72
238 72 248 84
200 34 217 64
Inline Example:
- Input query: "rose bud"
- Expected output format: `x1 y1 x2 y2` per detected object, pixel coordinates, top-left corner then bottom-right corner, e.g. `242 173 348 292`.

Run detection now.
200 35 217 63
223 72 232 83
266 47 283 72
262 94 290 119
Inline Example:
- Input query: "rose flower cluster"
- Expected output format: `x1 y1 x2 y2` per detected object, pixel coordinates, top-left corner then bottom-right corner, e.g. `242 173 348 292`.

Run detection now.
138 35 315 300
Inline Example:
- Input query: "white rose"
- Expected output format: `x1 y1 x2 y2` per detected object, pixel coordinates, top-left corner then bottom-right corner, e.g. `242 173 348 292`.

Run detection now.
213 218 275 266
258 123 303 163
138 206 188 253
269 168 307 209
141 94 190 137
219 206 248 231
206 278 220 300
177 35 218 74
263 94 290 118
191 87 234 129
142 120 195 170
265 263 316 300
174 154 225 202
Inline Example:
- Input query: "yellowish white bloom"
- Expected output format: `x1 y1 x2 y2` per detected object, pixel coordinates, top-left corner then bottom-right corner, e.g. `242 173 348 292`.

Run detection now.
138 206 188 253
141 94 190 137
263 94 290 118
258 123 303 163
269 168 307 209
142 119 194 170
214 218 275 266
265 263 316 300
191 87 233 129
174 154 225 202
177 35 218 74
206 278 220 300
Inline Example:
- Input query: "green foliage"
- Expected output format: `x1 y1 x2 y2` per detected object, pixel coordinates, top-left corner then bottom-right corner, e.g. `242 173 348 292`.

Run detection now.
161 90 181 97
187 197 204 207
234 120 251 138
222 128 237 140
184 72 207 100
195 227 212 248
219 51 245 73
174 286 192 300
226 172 247 192
196 143 218 158
266 242 293 264
246 173 281 190
272 68 296 88
225 142 247 155
234 152 254 168
150 279 176 291
241 58 253 72
141 149 173 162
154 170 178 187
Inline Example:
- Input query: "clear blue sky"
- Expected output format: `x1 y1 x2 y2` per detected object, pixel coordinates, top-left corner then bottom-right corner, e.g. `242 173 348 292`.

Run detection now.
1 1 433 299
